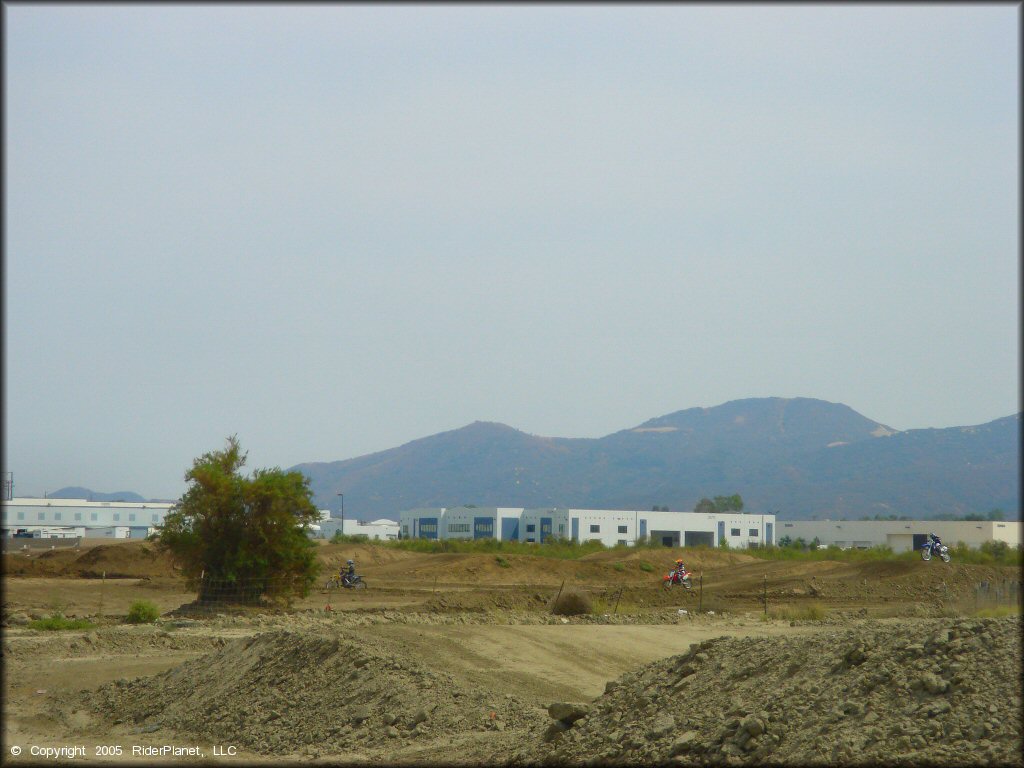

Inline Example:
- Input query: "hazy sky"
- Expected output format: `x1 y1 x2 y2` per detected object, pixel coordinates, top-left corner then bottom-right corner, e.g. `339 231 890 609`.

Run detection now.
4 4 1019 500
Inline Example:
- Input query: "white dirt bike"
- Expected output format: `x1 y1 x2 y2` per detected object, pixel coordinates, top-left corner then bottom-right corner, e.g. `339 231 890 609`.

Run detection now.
921 541 950 563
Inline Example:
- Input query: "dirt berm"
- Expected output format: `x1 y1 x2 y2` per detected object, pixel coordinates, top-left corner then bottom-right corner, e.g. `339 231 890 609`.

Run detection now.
67 615 1022 766
515 616 1022 766
75 629 550 762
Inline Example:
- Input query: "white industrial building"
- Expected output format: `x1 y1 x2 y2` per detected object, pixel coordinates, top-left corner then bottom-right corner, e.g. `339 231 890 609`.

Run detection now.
778 519 1022 553
399 506 776 548
1 498 176 539
313 513 399 540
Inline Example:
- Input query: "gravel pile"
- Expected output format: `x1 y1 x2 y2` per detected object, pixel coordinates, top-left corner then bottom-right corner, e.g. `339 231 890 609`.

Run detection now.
81 629 547 757
517 616 1022 766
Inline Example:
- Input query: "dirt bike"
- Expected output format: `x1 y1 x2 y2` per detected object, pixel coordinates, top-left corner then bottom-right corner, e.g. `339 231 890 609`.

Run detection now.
325 574 368 590
921 542 950 563
662 569 692 590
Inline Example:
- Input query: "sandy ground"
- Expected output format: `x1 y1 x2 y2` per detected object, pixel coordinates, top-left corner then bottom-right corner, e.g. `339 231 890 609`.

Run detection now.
2 541 1019 765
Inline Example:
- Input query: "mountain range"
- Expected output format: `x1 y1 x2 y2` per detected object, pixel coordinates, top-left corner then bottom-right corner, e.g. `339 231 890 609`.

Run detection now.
290 398 1020 521
46 398 1020 522
45 487 148 503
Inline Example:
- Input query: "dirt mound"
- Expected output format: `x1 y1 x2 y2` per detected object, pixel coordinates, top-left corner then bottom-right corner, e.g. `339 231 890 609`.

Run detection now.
79 629 548 757
71 542 179 578
578 548 759 571
315 542 421 567
3 541 179 579
519 616 1022 766
4 625 223 658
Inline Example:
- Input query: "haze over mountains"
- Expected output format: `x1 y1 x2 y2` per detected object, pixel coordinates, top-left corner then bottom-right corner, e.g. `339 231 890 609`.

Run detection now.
48 398 1020 522
292 398 1021 521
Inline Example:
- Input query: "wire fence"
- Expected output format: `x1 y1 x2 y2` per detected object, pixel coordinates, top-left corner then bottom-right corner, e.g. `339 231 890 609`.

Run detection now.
973 579 1021 611
163 574 329 614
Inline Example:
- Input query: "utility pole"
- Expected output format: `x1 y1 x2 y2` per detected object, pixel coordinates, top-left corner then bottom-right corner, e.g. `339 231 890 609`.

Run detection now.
337 493 344 537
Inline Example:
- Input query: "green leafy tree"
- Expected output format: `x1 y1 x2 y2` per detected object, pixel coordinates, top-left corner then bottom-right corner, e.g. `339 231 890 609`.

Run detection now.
987 508 1005 521
157 436 321 605
712 494 744 513
694 498 715 514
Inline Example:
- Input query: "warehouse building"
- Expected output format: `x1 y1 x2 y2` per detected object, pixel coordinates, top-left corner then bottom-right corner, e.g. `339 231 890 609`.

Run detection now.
1 497 175 539
399 507 776 548
778 519 1022 553
314 515 399 540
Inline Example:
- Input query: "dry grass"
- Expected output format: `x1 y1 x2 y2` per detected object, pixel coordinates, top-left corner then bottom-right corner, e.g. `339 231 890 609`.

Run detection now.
765 603 828 622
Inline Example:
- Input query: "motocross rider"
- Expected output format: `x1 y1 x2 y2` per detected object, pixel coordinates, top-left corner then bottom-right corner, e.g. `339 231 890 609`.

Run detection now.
341 559 356 586
672 558 688 583
927 533 943 553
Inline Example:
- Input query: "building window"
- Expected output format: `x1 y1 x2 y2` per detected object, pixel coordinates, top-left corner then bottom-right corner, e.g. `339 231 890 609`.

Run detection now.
152 514 159 522
55 512 62 521
617 525 627 534
17 511 24 521
731 528 740 537
784 523 793 527
39 512 46 521
91 512 98 522
618 539 628 547
590 524 600 533
74 512 82 521
129 513 136 522
526 524 536 533
113 513 120 522
558 524 565 534
420 523 437 534
448 523 470 533
475 522 493 535
749 529 758 537
526 537 536 543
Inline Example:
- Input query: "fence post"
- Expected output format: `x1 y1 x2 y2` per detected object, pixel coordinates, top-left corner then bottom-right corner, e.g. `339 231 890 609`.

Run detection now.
763 573 767 616
99 571 105 618
613 584 624 614
698 572 703 613
555 579 565 603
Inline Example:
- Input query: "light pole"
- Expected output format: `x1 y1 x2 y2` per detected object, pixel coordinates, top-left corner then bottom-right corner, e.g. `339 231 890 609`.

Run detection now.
337 493 344 537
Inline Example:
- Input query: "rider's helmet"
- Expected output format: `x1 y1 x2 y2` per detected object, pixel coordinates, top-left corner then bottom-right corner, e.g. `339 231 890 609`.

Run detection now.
675 558 684 567
346 560 354 565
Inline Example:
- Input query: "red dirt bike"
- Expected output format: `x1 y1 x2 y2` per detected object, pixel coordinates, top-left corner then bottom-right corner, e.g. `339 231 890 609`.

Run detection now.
662 568 693 590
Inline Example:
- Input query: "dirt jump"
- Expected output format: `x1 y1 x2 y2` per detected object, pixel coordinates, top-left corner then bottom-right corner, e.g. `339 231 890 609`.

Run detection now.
3 539 1020 765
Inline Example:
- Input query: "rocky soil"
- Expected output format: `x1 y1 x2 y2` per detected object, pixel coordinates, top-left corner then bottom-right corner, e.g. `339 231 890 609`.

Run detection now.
73 628 549 760
516 616 1022 766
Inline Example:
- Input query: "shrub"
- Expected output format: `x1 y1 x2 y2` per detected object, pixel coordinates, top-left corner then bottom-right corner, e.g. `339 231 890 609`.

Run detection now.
29 614 96 631
638 561 654 573
613 562 625 572
125 600 160 624
550 590 593 616
495 556 510 568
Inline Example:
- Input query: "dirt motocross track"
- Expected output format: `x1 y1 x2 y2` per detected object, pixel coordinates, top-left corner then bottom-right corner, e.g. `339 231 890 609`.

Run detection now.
2 540 1021 766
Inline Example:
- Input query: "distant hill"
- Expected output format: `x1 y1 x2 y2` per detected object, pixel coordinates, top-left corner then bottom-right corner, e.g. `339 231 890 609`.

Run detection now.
46 487 148 503
290 398 1021 521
